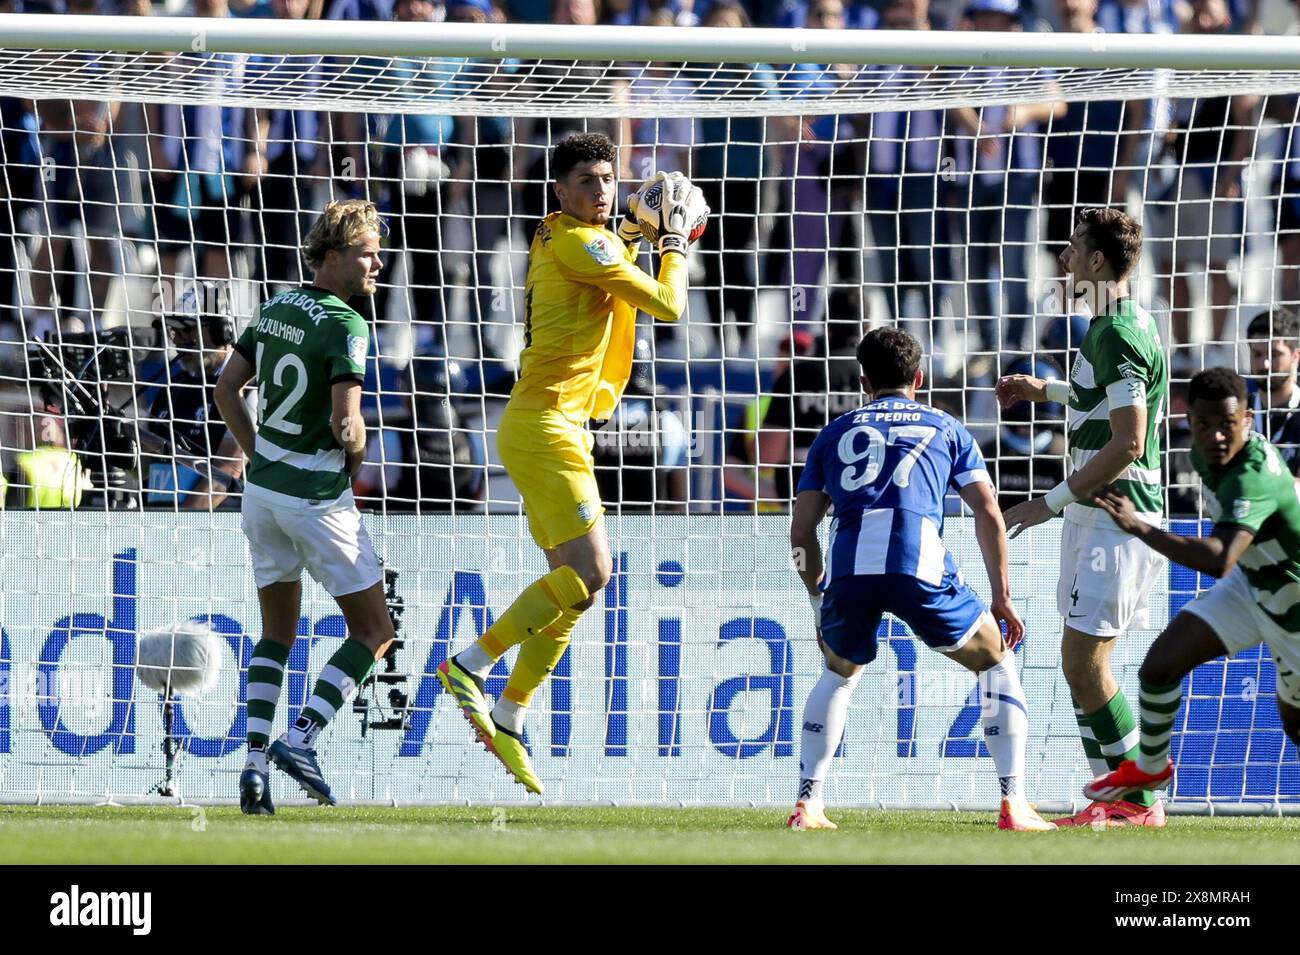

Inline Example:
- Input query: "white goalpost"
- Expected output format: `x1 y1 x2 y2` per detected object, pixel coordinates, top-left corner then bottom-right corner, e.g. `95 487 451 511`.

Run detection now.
0 14 1297 811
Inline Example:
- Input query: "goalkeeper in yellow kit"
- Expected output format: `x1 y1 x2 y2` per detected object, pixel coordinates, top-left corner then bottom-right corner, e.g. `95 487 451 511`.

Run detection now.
438 132 709 793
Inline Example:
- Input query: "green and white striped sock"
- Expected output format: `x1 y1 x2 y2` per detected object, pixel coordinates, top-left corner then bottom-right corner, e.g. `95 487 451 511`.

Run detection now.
288 640 375 748
1088 691 1154 807
246 639 290 751
1072 697 1109 779
1138 677 1182 774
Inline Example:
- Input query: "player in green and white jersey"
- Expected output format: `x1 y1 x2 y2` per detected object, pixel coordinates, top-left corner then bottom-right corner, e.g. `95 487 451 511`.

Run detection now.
214 199 396 814
996 208 1170 827
1085 368 1300 800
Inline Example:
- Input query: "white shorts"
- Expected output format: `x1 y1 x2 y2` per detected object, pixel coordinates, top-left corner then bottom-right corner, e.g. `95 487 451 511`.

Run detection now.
1057 517 1166 638
1181 565 1300 709
241 488 383 598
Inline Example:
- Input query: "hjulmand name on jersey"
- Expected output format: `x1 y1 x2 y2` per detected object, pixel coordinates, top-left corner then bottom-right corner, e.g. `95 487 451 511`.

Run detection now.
255 314 306 345
264 289 332 325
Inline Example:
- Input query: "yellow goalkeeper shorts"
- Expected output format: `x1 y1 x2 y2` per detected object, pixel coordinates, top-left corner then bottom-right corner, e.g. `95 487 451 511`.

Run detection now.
497 406 604 551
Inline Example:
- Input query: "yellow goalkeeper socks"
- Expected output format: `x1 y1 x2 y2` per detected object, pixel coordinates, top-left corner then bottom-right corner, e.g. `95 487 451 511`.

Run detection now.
476 565 589 661
501 606 583 709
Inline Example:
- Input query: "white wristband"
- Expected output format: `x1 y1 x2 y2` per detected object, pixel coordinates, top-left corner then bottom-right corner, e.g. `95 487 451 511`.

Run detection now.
1044 380 1071 404
658 234 688 256
809 592 823 614
1044 479 1077 515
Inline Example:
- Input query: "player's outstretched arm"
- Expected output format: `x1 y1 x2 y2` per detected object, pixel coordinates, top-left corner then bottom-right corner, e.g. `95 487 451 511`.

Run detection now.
594 255 688 322
960 480 1025 648
995 372 1066 408
214 348 258 463
790 489 831 598
1005 403 1147 538
1093 486 1255 579
554 228 688 322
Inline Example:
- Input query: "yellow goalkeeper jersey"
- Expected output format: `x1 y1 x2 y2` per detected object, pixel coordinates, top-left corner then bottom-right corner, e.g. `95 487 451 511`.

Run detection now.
510 211 687 423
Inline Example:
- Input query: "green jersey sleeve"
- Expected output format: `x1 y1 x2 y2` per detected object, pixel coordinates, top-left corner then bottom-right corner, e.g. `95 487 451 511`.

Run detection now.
326 311 369 384
1093 327 1154 411
234 312 259 365
1213 465 1280 535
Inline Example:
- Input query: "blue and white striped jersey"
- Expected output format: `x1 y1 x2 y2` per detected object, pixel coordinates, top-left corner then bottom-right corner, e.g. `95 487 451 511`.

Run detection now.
797 396 992 585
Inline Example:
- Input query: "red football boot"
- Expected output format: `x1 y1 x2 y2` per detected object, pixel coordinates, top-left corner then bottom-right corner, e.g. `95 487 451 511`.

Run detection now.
1084 758 1174 802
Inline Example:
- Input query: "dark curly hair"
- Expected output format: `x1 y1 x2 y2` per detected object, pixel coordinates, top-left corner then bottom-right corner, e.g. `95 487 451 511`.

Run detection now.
551 132 618 179
856 326 921 391
1188 367 1248 407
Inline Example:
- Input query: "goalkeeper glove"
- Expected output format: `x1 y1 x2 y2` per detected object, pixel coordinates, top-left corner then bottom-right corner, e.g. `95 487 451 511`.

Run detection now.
617 177 656 244
617 215 641 243
644 170 710 256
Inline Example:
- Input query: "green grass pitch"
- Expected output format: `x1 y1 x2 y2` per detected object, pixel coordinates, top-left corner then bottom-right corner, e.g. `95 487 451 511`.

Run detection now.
1 805 1298 863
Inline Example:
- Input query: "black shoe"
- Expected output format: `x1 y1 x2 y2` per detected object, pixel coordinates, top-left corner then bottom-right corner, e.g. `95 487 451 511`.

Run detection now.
239 767 275 815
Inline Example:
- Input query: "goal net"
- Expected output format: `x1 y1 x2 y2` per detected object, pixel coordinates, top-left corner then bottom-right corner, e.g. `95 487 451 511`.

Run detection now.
0 14 1297 810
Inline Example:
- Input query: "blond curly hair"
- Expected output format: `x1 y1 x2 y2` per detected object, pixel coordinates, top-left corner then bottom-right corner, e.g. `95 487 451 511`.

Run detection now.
302 199 385 271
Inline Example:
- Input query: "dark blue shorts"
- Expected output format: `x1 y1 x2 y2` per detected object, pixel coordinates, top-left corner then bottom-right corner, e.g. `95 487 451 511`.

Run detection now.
819 572 988 665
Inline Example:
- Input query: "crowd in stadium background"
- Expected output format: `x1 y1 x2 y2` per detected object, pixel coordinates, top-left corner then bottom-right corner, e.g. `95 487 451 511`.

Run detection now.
1 0 1300 516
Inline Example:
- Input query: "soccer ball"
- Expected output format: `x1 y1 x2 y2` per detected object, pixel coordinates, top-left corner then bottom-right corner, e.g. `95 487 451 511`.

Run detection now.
635 178 709 245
